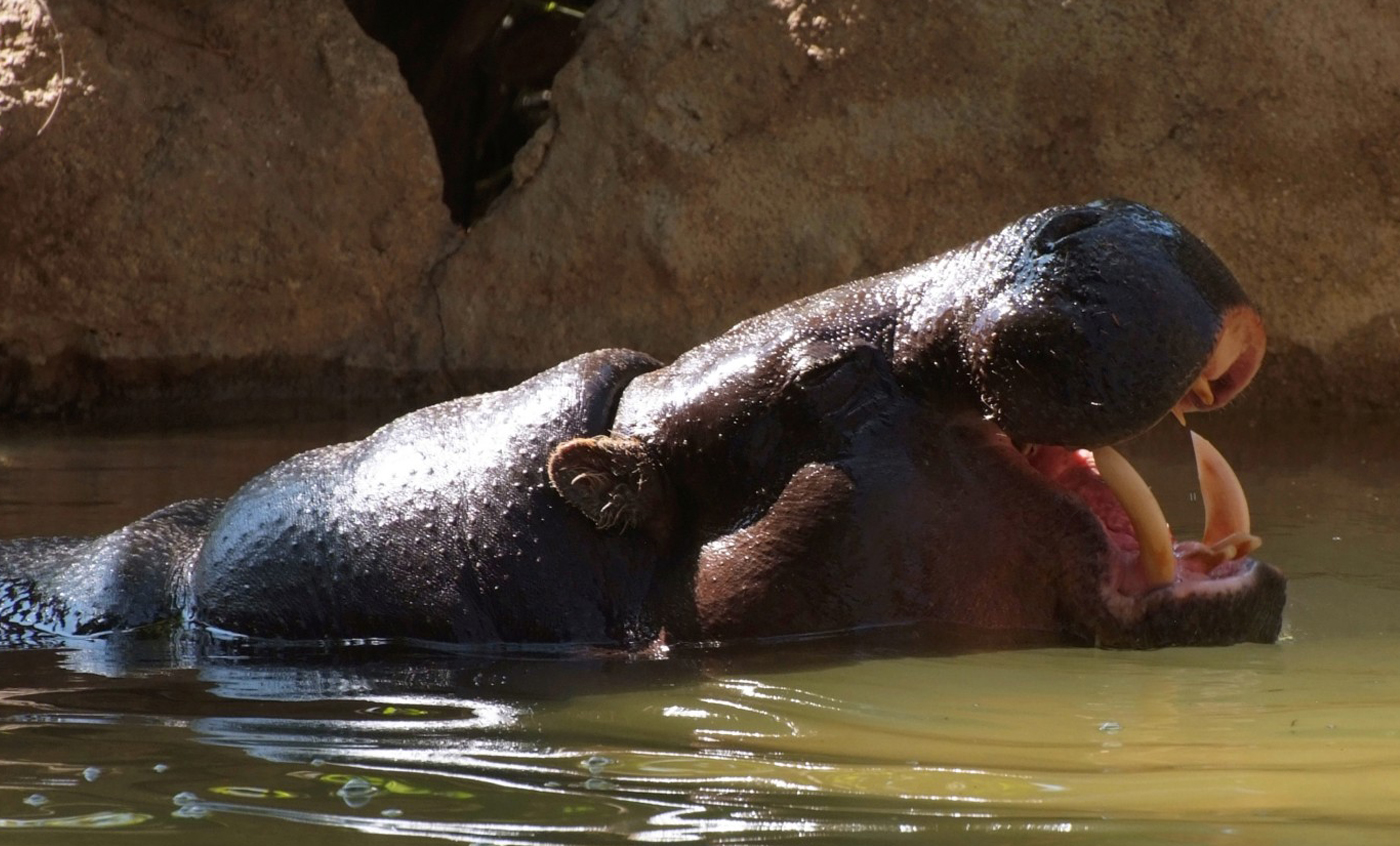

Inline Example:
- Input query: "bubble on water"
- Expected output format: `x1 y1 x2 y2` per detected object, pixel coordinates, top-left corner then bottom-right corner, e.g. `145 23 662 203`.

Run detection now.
582 755 612 774
171 791 209 818
82 767 102 782
336 776 378 808
172 803 210 819
1098 721 1122 733
381 808 404 818
23 794 47 807
153 763 169 773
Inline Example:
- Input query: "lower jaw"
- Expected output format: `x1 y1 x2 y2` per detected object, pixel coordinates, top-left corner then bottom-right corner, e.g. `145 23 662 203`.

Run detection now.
1107 541 1255 597
1091 557 1287 648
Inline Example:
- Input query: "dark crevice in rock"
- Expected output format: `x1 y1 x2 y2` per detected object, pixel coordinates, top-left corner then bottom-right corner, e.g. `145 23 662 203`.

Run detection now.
343 0 595 225
425 231 471 395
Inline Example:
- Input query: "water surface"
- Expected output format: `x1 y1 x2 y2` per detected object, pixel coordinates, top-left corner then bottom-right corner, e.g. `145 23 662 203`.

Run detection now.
0 417 1396 844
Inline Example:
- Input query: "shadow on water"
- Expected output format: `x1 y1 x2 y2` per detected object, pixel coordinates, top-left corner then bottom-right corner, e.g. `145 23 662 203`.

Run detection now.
0 414 1399 843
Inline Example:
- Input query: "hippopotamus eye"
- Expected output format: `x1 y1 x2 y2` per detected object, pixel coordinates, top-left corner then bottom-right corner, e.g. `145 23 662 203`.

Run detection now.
794 355 850 387
791 341 867 383
786 341 888 414
1032 207 1104 256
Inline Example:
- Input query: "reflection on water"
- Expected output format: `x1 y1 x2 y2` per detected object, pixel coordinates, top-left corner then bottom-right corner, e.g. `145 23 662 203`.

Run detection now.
0 416 1398 843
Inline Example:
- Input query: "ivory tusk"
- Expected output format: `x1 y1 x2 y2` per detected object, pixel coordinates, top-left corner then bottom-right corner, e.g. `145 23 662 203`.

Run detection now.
1093 446 1176 588
1191 431 1254 548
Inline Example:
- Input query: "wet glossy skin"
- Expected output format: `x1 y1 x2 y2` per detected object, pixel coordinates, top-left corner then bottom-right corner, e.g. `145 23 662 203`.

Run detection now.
588 200 1278 646
0 200 1284 648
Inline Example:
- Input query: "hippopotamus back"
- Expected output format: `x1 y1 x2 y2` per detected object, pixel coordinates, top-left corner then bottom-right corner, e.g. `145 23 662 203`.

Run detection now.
0 350 659 646
191 349 661 644
191 349 661 643
0 499 221 644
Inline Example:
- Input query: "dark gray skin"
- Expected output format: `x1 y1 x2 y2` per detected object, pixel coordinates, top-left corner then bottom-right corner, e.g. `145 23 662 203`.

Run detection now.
0 200 1284 649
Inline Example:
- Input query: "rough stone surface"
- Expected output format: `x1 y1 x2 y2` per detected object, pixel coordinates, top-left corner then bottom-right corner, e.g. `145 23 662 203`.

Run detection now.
0 0 453 419
4 0 1400 421
0 0 70 162
437 0 1400 414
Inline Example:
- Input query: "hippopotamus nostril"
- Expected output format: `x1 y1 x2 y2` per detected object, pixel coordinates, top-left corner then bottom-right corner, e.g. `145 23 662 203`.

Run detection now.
1031 207 1105 255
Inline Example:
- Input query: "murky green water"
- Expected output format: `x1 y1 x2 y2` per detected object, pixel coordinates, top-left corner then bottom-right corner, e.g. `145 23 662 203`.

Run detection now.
0 416 1397 844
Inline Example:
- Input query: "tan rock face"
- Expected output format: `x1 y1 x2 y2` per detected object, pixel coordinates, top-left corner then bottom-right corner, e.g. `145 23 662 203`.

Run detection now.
438 0 1400 413
0 0 452 418
0 0 69 158
3 0 1399 420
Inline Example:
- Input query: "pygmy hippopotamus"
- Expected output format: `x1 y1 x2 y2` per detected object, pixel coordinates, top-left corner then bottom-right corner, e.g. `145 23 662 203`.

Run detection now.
0 199 1284 650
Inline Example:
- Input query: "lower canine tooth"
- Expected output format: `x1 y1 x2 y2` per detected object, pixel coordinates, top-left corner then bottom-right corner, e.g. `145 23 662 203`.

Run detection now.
1191 431 1254 547
1092 446 1176 588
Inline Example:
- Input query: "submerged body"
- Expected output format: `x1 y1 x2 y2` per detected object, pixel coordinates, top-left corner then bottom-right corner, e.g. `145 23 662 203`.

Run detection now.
0 200 1284 649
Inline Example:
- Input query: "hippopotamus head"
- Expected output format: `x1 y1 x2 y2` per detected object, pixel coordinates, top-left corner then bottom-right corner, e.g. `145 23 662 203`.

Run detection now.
549 199 1281 648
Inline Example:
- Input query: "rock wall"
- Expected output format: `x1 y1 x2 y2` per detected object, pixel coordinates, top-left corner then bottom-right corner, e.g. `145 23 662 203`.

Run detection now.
0 0 452 419
3 0 1399 421
438 0 1400 414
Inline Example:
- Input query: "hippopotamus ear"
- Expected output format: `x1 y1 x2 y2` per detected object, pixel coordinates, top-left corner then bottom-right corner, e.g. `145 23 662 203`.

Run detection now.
548 436 671 534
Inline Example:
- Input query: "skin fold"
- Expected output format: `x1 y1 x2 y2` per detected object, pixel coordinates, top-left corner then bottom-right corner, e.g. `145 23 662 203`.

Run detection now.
0 200 1284 649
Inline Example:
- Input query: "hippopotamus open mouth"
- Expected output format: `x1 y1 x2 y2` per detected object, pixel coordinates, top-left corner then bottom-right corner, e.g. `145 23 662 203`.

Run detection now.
939 215 1280 648
999 249 1280 647
1019 332 1281 647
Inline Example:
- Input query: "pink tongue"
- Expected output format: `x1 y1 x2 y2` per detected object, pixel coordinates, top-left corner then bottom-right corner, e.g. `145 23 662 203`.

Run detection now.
1028 448 1139 551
